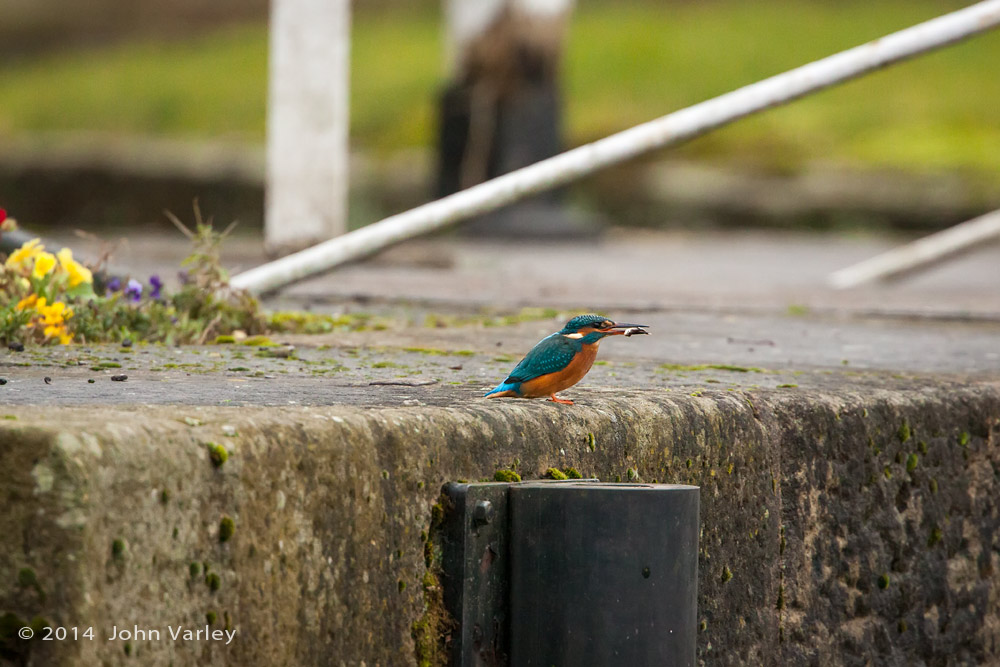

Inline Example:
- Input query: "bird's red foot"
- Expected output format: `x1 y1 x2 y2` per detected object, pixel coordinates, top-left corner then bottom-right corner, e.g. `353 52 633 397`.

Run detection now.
549 395 574 405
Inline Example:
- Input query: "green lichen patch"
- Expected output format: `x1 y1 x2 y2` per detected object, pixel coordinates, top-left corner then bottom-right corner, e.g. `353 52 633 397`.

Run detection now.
17 567 45 601
205 572 221 592
544 467 568 480
413 497 458 667
411 571 454 667
219 516 235 543
493 469 521 483
587 432 596 451
897 421 912 443
241 335 278 347
787 304 810 316
918 440 928 455
429 503 446 530
206 442 229 467
189 562 201 579
958 431 970 446
111 538 126 559
16 567 38 589
206 611 217 625
563 467 582 479
928 526 943 547
906 453 919 473
776 383 798 388
659 363 763 373
877 574 890 590
721 566 733 583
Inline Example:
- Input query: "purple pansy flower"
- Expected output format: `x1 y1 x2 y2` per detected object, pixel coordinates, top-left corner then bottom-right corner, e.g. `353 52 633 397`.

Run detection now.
149 275 163 300
124 278 143 302
106 277 122 296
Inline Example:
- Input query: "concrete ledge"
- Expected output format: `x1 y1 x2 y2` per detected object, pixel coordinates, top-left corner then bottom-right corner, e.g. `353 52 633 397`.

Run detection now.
2 379 998 665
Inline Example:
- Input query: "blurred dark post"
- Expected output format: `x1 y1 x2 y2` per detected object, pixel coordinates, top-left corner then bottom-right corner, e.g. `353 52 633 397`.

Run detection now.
438 0 598 238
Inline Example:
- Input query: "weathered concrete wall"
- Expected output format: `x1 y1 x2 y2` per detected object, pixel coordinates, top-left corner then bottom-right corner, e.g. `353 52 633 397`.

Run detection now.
1 382 998 666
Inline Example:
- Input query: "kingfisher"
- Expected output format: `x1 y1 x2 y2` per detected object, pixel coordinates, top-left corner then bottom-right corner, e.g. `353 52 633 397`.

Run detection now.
484 314 649 405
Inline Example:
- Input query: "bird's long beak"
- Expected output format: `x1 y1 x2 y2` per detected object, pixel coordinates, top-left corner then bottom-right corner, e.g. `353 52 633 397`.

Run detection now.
606 322 649 336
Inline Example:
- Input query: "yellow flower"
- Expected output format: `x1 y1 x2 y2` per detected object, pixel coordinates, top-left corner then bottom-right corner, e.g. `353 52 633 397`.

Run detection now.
57 248 93 287
43 323 74 345
38 299 71 326
16 294 38 311
5 238 43 270
32 251 57 279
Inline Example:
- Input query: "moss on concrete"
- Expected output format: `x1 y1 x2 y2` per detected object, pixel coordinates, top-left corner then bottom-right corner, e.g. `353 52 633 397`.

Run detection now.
0 381 997 666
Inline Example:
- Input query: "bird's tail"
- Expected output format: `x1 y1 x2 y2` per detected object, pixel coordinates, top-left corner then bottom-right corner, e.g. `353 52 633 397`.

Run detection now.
484 381 519 398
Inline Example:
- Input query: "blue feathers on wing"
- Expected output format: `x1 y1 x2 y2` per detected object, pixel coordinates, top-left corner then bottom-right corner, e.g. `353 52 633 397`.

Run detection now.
485 334 581 398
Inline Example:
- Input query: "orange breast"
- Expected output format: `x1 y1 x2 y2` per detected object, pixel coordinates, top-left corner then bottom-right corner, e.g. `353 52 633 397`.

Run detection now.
518 342 600 398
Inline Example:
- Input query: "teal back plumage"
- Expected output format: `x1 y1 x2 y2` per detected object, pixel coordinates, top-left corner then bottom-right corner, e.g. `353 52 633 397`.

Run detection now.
484 329 610 397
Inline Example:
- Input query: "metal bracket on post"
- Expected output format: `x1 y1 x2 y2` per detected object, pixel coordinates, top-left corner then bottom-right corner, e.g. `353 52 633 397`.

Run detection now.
439 480 699 667
440 482 513 666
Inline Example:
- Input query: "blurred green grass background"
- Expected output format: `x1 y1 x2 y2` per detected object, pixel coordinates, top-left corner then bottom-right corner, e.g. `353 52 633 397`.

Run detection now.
1 0 998 177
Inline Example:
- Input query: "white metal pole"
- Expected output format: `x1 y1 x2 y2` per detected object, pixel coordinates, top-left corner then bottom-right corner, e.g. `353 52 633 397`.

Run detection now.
233 0 1000 294
265 0 351 253
828 208 1000 288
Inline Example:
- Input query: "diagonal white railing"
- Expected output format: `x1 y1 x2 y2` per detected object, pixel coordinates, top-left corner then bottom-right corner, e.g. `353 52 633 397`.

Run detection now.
231 0 1000 294
828 208 1000 288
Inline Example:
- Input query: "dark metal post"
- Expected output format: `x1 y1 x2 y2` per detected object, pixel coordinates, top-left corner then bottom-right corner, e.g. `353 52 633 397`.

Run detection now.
439 481 699 666
508 482 699 666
